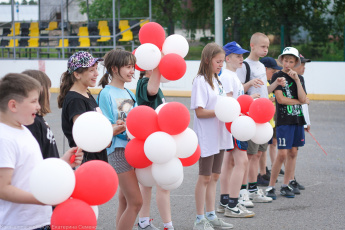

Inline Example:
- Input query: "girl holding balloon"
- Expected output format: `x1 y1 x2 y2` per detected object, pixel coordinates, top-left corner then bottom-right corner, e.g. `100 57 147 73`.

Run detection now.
190 43 234 230
97 49 143 230
58 51 108 163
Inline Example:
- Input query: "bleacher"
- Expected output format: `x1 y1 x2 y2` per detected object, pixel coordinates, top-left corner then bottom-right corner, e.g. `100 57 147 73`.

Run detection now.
0 19 149 59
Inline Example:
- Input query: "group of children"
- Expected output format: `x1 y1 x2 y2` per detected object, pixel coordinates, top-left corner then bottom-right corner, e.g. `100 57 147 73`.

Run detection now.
0 31 311 230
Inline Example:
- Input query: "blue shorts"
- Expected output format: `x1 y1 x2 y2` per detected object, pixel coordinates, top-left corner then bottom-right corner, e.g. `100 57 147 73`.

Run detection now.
276 125 305 149
227 137 248 151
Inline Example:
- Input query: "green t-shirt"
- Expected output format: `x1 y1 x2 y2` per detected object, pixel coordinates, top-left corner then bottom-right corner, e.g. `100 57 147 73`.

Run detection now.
136 77 165 109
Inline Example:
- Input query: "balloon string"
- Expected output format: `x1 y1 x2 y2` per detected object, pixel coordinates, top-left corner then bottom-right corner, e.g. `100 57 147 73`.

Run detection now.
307 130 328 156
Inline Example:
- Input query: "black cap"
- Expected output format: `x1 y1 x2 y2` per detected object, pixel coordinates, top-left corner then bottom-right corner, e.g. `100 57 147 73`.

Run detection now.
299 54 311 63
260 57 282 70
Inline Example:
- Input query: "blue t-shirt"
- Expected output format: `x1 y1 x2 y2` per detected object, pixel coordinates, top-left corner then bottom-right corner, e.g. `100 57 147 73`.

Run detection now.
97 85 137 154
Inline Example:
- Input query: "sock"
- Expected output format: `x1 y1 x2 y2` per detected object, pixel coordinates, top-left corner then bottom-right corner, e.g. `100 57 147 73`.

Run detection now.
248 182 257 193
241 184 247 190
164 221 173 228
228 197 238 208
196 214 205 223
220 194 229 205
282 184 288 188
138 217 150 228
206 211 217 221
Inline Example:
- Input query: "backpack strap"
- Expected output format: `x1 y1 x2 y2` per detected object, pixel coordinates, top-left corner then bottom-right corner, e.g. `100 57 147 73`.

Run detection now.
125 88 136 103
243 61 251 84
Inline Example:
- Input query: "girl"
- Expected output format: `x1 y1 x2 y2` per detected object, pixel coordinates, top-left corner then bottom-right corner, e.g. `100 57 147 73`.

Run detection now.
218 42 255 217
191 43 233 230
58 51 108 163
136 69 174 230
97 49 142 230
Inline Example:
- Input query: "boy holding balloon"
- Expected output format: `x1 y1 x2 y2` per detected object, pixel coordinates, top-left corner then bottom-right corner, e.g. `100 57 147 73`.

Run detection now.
0 73 83 229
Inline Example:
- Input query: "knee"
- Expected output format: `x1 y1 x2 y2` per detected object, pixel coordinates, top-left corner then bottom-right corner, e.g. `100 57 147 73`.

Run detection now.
131 197 143 213
201 176 212 185
277 152 287 162
257 151 263 158
212 173 220 182
289 150 298 158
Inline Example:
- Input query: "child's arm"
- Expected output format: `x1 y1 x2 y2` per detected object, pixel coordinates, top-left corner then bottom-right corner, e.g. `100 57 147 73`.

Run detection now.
268 77 286 94
286 69 307 104
195 107 216 119
147 67 161 96
243 78 264 93
275 90 303 105
0 168 43 205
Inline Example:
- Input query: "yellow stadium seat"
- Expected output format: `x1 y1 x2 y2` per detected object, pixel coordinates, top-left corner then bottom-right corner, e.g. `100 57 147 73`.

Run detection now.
56 39 69 47
78 27 89 36
27 38 39 48
7 22 21 36
140 19 149 27
78 38 90 47
29 28 39 37
45 21 58 31
97 26 111 42
98 21 108 30
30 22 39 30
6 39 18 47
118 20 133 42
119 20 129 29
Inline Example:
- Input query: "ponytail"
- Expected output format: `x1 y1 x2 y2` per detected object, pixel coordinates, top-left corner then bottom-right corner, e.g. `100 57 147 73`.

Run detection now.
98 72 111 88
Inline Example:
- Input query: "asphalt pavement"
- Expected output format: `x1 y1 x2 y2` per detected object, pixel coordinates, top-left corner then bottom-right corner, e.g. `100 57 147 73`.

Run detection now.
46 94 345 230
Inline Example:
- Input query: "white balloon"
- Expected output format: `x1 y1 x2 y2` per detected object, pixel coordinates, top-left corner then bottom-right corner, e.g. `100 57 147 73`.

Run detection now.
155 103 167 114
160 173 184 191
144 132 176 164
72 111 113 152
162 34 189 58
135 165 156 187
91 206 99 220
126 126 135 140
30 158 75 205
251 122 273 144
173 128 198 158
135 43 161 70
231 116 256 141
160 75 170 83
215 96 241 122
152 157 183 186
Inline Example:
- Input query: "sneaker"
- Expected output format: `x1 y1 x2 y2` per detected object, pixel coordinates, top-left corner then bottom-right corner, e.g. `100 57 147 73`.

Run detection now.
295 179 305 190
249 189 273 203
261 173 270 181
164 227 174 230
280 186 295 198
224 203 255 218
265 167 271 176
137 219 159 230
257 174 269 186
207 217 234 229
266 187 277 200
193 218 214 230
216 202 227 213
279 169 285 175
239 189 254 208
289 180 301 195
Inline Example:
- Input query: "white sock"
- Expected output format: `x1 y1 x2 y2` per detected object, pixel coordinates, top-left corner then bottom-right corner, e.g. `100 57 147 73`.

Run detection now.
139 217 150 228
164 221 173 228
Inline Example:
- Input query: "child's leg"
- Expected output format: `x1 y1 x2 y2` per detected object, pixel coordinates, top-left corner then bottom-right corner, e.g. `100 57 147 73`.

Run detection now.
205 172 220 212
229 148 248 198
116 188 126 227
220 151 234 196
259 150 267 175
284 147 298 185
138 184 152 227
156 185 172 224
269 149 287 187
248 151 262 184
117 170 143 230
243 154 253 185
195 174 211 215
269 138 277 166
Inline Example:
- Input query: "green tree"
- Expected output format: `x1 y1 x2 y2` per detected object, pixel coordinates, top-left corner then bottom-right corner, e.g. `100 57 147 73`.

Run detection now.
28 0 37 5
22 0 28 5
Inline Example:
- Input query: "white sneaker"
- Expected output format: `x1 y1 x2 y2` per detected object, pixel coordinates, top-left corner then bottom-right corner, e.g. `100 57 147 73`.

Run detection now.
193 218 214 230
239 189 254 208
249 188 273 203
207 217 234 229
216 202 227 213
224 203 255 218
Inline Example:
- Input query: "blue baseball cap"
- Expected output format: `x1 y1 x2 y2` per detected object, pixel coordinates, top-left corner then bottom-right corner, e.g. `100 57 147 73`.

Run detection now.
260 57 282 70
223 41 249 56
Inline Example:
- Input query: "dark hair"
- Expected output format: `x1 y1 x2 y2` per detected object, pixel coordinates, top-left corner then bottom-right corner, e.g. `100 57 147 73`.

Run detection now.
0 73 41 112
139 71 146 80
99 49 136 88
197 43 225 90
22 70 51 116
57 68 87 108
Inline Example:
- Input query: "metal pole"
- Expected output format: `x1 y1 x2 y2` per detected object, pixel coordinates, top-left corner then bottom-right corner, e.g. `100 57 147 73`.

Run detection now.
38 0 40 21
11 0 16 59
66 0 69 24
61 0 65 59
149 0 152 20
87 0 89 26
280 25 285 53
343 26 345 62
112 0 116 49
214 0 223 46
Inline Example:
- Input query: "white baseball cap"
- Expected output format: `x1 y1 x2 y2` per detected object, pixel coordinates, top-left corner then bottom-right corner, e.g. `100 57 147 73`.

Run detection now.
278 47 301 67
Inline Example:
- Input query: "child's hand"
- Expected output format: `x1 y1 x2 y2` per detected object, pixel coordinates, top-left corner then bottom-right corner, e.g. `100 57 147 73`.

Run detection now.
113 119 126 136
286 68 299 81
250 78 264 88
276 77 286 87
305 97 310 105
61 147 84 168
269 97 275 103
251 93 260 99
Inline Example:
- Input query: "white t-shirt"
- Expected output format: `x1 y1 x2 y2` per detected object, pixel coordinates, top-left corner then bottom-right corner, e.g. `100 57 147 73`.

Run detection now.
236 58 268 98
220 69 244 99
191 75 233 158
0 123 52 229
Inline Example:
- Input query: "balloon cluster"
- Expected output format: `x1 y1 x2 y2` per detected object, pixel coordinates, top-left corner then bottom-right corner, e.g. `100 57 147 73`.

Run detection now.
125 102 200 190
215 95 275 144
133 22 189 82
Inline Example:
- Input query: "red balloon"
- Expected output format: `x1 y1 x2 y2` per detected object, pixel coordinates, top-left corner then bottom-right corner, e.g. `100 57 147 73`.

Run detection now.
139 22 166 50
51 198 97 229
237 94 253 114
179 145 201 167
125 139 152 168
158 53 187 81
225 122 232 133
127 105 160 140
248 98 276 123
158 102 190 135
71 160 118 205
132 49 145 71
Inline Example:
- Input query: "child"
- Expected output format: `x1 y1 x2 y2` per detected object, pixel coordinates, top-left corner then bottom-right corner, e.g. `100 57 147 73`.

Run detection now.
218 41 255 218
97 49 142 230
23 70 59 159
191 43 233 230
0 73 82 229
136 69 174 230
58 51 108 163
266 47 307 199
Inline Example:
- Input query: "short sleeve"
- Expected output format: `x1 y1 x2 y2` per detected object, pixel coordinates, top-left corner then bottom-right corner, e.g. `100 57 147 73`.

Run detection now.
0 139 16 169
136 78 158 103
65 98 88 123
98 89 115 124
220 74 233 94
191 76 208 110
236 64 246 84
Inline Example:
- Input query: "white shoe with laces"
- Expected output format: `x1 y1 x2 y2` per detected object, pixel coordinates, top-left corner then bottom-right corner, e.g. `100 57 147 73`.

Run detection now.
249 188 273 203
239 189 254 208
193 218 214 230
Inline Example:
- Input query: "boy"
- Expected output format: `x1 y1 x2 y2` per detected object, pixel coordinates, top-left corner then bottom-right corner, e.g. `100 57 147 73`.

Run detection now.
266 47 307 199
0 73 82 229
